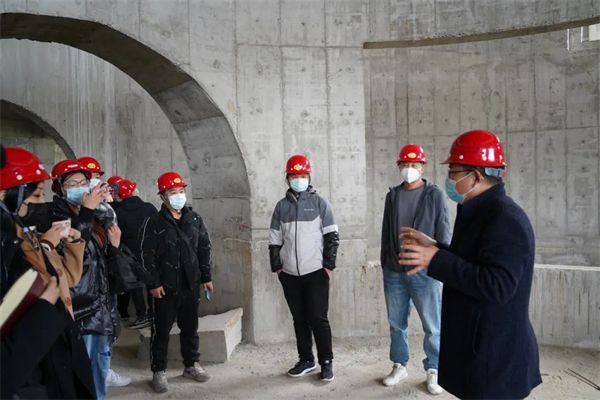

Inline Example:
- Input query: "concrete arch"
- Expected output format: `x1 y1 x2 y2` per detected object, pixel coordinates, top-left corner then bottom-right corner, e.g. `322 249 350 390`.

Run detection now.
1 99 75 159
1 12 250 201
1 12 253 335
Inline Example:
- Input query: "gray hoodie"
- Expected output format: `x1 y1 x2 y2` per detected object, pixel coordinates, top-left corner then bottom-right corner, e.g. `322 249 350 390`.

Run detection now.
380 180 451 272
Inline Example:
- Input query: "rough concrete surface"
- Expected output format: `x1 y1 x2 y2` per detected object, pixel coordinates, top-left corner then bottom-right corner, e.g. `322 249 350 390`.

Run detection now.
109 328 599 399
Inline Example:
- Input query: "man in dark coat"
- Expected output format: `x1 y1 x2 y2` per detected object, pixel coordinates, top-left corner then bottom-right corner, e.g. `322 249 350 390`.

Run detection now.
398 130 542 399
139 171 213 393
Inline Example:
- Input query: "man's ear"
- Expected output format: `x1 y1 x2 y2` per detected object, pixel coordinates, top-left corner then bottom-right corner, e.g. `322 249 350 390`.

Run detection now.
473 168 485 183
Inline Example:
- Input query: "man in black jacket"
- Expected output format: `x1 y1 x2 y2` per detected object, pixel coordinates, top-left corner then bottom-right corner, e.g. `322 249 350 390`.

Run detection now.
140 171 213 393
398 130 541 399
115 179 157 329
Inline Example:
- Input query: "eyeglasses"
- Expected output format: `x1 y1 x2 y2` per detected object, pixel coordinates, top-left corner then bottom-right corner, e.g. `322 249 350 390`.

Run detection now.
447 169 473 178
63 179 89 189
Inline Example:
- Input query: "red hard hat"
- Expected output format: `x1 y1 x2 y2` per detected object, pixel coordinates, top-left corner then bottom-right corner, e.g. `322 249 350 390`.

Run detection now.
77 156 104 176
157 171 187 193
107 175 124 185
443 130 506 167
0 147 51 190
51 160 90 194
286 154 311 175
398 144 427 164
117 179 137 200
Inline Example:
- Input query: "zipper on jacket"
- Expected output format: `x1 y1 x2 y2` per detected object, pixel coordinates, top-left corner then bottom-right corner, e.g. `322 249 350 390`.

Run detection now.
294 196 301 276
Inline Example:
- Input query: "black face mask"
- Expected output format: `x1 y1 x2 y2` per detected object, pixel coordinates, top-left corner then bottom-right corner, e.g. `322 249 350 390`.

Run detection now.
20 202 52 233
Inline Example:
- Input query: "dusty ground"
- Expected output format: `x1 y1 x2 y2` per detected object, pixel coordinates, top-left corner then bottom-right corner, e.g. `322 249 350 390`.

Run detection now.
109 328 599 399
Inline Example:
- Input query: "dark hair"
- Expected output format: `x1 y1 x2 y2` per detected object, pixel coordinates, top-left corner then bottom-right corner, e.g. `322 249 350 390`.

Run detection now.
3 182 40 212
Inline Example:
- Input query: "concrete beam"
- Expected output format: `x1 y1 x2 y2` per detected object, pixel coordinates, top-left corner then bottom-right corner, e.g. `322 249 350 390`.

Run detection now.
364 16 600 49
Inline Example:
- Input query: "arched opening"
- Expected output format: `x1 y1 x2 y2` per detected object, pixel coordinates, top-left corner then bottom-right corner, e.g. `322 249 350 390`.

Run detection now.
1 13 253 337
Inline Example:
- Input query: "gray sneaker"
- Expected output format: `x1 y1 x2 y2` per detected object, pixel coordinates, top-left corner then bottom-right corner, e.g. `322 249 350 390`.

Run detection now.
183 362 210 382
152 371 168 393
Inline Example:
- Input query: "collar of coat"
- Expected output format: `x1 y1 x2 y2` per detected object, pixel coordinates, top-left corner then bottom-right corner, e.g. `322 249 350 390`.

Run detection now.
285 185 316 203
159 203 193 225
457 182 505 220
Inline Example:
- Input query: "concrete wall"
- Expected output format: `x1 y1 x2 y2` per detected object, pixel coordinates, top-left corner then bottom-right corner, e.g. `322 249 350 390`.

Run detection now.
0 39 191 207
2 0 599 343
365 29 600 266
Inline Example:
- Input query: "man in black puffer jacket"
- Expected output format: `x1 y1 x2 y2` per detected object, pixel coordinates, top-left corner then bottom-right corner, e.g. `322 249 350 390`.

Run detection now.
114 179 157 329
139 171 213 393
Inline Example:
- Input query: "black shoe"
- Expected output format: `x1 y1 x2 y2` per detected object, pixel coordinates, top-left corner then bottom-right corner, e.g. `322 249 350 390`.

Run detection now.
287 360 316 377
320 360 334 382
128 317 151 329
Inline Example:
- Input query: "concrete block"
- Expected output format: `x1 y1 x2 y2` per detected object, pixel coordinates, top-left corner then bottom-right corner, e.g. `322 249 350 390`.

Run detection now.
328 48 367 228
530 265 600 350
140 0 190 67
459 42 491 132
505 37 535 133
536 130 567 236
282 47 329 195
189 0 237 128
566 51 599 129
138 308 244 363
394 48 409 143
336 238 367 265
281 0 325 46
369 49 396 138
367 0 390 40
435 0 478 35
407 48 434 137
3 0 27 12
86 0 141 40
235 0 280 45
236 45 284 228
566 128 599 236
250 240 294 343
390 0 435 40
26 0 86 19
325 0 369 47
533 36 567 131
432 49 460 136
506 131 537 228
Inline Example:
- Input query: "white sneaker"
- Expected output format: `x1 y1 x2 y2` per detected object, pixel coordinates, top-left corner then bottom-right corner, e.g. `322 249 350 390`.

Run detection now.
426 369 443 395
382 363 408 386
106 369 132 387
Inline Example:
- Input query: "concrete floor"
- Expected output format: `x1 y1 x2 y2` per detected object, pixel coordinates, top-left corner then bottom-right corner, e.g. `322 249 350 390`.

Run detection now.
108 328 599 399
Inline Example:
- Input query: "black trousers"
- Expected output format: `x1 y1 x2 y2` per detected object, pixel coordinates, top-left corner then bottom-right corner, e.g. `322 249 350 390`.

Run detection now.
279 268 333 364
150 289 200 372
117 287 147 319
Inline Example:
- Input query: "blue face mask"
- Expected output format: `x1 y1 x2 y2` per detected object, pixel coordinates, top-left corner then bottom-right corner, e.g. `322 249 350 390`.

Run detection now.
168 193 187 211
445 172 473 203
289 177 309 193
66 186 90 205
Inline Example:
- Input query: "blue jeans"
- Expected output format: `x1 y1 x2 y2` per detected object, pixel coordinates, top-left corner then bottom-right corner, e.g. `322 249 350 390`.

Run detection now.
383 268 441 370
82 334 111 400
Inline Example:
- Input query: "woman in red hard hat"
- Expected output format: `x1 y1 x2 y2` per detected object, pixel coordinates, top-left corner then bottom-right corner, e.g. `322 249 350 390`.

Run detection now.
0 146 95 399
398 130 541 399
140 171 213 393
269 154 339 383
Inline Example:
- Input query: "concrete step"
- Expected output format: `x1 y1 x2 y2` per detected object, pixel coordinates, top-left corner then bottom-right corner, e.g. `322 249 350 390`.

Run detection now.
138 308 243 363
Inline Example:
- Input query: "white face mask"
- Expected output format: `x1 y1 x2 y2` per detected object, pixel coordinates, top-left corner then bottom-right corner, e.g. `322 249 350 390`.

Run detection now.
400 167 421 184
89 178 102 189
168 193 187 211
289 177 309 193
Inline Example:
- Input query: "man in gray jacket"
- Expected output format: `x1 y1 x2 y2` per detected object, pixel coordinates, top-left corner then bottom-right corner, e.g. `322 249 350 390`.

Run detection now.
269 154 339 383
380 144 451 395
